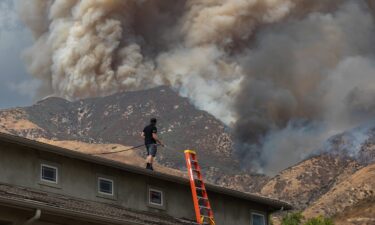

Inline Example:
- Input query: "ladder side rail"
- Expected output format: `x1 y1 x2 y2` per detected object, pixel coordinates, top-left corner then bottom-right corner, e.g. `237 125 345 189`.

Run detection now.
185 151 202 223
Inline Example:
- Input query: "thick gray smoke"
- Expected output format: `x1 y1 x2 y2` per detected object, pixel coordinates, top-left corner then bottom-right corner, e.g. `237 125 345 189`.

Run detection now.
18 0 375 175
234 1 375 174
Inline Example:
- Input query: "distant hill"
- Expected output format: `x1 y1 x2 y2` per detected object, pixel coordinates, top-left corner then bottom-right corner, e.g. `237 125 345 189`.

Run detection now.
1 86 236 172
262 127 375 224
260 155 361 209
305 162 375 224
1 86 374 224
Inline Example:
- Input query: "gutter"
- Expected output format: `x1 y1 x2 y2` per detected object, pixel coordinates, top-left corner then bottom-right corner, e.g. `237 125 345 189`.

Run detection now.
23 209 41 225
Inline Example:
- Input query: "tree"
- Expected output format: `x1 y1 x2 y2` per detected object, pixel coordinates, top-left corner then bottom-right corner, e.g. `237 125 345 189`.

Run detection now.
281 212 304 225
303 216 334 225
269 214 274 225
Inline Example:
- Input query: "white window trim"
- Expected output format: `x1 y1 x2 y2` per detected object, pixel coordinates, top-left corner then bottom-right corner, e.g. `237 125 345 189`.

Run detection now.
251 212 266 225
148 188 164 206
40 164 58 184
98 177 114 196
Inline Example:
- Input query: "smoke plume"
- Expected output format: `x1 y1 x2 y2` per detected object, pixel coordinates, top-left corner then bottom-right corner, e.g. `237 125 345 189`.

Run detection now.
18 0 375 174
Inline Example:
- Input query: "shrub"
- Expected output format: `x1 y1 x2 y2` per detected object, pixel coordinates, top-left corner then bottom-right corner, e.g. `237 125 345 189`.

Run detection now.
269 215 274 225
303 216 334 225
281 212 304 225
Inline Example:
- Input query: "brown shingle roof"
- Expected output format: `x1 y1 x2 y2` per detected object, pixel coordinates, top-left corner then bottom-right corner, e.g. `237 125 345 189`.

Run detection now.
0 183 195 225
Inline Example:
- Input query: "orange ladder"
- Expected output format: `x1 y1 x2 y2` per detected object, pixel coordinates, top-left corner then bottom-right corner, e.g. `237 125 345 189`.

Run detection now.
184 150 216 225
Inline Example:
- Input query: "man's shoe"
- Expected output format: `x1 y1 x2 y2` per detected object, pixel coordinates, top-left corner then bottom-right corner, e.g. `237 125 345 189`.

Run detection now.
150 165 154 171
146 163 150 169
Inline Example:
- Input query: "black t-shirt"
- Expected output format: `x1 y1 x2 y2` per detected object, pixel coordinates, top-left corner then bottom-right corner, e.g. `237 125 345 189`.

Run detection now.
143 124 157 145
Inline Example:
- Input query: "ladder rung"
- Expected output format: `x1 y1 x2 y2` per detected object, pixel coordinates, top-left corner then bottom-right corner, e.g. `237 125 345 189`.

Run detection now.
192 169 201 173
199 205 211 210
198 196 208 200
190 160 198 163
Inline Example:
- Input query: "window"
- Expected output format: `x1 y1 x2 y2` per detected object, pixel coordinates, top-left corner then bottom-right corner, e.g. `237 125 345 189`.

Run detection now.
96 175 116 200
147 186 165 209
41 164 58 184
148 188 163 206
251 213 265 225
98 177 114 196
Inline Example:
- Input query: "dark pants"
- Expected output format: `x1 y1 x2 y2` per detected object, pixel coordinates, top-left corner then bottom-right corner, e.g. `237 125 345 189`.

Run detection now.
146 144 157 157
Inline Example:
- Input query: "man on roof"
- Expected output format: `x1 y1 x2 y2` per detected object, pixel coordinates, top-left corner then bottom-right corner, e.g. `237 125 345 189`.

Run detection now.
141 118 164 171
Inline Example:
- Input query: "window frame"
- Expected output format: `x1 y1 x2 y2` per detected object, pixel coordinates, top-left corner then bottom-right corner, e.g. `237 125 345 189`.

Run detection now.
147 186 166 210
40 163 59 184
251 212 266 225
96 174 117 200
97 177 114 196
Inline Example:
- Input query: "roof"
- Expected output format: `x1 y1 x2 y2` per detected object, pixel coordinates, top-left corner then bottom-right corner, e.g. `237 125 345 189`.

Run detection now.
0 132 292 211
0 182 195 225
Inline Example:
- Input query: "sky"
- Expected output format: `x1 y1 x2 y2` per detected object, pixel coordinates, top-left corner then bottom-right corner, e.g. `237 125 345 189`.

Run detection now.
0 0 36 109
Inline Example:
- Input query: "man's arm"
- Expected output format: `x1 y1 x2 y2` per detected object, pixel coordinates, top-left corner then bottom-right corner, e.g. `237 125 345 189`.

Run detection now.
141 132 145 139
152 133 164 146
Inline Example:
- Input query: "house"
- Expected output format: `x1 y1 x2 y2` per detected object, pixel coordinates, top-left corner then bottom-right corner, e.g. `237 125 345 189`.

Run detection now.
0 132 292 225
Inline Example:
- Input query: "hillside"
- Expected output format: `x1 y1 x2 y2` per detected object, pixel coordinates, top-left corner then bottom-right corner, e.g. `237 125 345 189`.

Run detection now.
1 86 236 173
304 162 375 224
260 155 361 209
1 86 375 224
261 125 375 224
